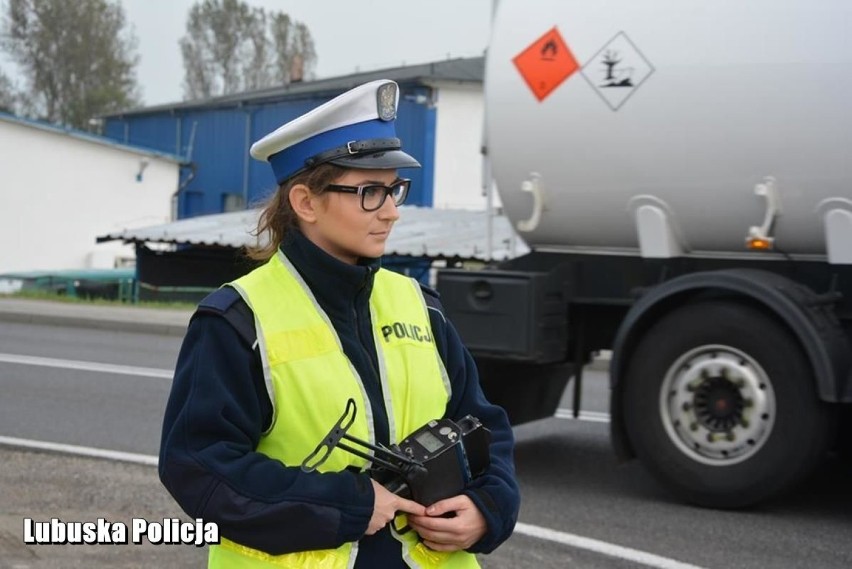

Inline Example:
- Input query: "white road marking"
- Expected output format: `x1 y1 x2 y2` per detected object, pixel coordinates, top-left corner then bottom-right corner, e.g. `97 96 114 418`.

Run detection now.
0 436 158 466
0 352 172 379
1 436 702 568
3 433 704 569
514 522 707 569
3 354 686 566
0 355 607 425
555 408 611 423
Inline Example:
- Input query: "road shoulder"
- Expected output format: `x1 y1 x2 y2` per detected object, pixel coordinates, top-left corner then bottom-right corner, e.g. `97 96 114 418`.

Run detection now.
0 448 205 568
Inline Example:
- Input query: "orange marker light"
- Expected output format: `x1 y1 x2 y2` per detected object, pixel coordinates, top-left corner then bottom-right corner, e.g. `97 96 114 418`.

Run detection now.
746 237 774 251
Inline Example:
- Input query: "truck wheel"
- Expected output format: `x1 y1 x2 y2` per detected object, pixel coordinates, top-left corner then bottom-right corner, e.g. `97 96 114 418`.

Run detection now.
622 300 834 508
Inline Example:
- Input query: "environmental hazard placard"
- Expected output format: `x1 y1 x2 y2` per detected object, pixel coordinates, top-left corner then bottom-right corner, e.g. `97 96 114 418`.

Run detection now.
581 31 655 111
512 27 579 102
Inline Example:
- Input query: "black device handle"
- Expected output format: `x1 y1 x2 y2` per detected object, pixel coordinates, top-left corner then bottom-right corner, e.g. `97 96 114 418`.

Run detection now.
301 399 358 472
301 398 424 475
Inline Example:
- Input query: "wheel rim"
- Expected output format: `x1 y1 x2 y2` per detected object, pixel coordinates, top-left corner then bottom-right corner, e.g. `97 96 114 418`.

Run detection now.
659 344 776 466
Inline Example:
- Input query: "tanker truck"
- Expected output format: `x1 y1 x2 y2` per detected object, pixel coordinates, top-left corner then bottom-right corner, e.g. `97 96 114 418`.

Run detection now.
436 0 852 508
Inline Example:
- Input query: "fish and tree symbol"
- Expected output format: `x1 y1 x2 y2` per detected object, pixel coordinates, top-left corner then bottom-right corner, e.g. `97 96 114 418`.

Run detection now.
599 49 634 88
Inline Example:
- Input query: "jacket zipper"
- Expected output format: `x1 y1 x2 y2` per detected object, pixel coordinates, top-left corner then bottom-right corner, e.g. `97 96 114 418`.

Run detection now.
352 267 388 444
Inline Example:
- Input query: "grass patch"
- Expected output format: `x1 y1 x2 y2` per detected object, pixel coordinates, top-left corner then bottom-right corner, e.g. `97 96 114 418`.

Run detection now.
3 290 196 310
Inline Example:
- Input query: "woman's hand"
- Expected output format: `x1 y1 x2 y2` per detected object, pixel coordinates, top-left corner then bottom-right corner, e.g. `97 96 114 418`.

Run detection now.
406 494 487 551
367 479 427 535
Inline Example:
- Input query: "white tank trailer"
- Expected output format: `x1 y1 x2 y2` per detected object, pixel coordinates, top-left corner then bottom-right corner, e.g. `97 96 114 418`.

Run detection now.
437 0 852 508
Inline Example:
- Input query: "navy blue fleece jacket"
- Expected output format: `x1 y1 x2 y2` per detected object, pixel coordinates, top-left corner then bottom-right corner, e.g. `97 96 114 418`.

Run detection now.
158 229 519 567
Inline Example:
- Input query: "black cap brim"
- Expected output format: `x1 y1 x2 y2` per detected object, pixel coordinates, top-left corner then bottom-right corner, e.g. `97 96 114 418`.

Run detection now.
329 149 421 171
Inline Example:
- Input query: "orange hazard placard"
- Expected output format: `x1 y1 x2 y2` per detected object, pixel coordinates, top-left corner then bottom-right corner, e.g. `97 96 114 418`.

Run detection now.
513 27 579 101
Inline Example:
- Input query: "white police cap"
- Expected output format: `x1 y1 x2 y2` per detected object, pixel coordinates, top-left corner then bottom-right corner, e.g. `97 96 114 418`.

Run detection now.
250 79 421 183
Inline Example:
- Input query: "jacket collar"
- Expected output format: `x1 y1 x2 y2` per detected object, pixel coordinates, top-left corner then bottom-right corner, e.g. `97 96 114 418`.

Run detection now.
280 229 381 308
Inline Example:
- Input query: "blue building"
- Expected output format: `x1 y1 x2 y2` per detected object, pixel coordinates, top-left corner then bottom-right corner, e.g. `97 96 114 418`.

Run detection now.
101 57 484 219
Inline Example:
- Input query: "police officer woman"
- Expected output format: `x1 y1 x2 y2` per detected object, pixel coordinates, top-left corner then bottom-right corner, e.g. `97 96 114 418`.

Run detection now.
159 79 520 568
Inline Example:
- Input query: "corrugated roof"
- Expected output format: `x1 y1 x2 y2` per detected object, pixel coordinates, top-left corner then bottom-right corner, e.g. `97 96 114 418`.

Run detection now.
103 56 484 118
0 112 184 162
97 206 528 262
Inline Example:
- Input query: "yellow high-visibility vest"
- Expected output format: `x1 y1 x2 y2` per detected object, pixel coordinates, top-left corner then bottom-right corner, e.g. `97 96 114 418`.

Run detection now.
208 252 479 568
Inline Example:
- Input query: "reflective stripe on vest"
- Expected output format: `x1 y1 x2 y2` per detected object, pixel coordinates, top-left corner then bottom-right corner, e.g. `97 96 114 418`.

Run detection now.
209 252 478 568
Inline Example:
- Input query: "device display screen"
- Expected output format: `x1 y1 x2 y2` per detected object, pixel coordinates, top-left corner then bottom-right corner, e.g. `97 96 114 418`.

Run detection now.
415 430 445 453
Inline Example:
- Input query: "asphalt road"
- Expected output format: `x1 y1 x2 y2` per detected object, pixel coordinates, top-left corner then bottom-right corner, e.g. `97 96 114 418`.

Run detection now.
2 319 851 568
0 321 179 454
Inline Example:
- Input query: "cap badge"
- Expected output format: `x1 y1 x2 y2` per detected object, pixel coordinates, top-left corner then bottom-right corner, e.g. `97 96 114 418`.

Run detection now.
377 82 397 121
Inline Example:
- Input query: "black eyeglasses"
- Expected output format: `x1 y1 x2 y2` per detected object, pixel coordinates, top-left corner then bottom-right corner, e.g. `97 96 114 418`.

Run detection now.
324 178 411 212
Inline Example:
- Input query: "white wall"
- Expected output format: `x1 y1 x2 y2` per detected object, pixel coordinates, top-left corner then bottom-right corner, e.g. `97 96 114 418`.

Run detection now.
0 119 179 273
431 83 489 210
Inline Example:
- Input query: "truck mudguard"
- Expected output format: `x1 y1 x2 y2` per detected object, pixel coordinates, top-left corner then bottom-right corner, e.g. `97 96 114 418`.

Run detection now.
609 268 851 459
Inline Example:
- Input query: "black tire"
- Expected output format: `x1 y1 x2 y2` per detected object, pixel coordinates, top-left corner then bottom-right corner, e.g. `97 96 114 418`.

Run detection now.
622 299 835 508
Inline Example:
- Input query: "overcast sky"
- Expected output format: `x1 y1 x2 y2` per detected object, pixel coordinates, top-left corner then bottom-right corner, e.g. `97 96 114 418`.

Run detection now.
0 0 493 106
116 0 494 105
